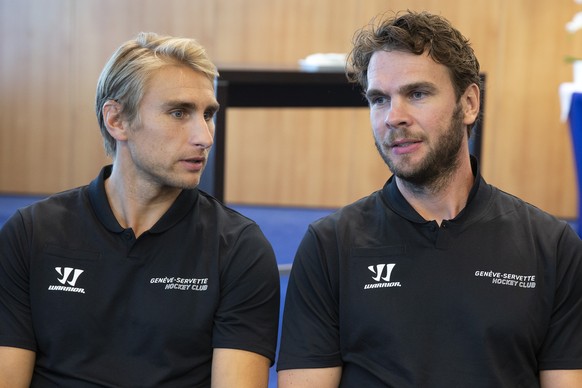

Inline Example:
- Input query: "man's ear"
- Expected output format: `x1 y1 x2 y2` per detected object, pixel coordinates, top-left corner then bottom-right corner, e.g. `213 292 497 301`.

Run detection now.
102 100 128 141
462 83 480 126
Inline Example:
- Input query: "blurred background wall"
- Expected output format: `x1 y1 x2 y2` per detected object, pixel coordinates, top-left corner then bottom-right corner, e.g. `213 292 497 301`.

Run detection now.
0 0 580 218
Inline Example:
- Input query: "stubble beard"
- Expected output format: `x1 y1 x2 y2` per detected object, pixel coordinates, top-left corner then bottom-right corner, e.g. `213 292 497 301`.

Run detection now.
126 140 206 192
157 164 205 191
375 103 466 194
133 161 204 192
125 116 206 191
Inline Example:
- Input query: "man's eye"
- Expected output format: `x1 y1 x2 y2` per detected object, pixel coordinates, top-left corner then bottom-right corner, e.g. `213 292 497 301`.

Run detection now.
170 110 185 119
204 110 216 121
411 91 426 100
369 96 388 106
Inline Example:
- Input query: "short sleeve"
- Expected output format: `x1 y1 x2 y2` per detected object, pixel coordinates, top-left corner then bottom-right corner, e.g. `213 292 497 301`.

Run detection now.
212 223 280 364
277 226 342 371
0 210 37 351
537 225 582 370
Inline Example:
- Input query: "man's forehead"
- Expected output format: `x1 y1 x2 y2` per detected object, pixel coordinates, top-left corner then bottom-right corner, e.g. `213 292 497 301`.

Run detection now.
367 50 450 91
147 65 214 90
143 66 216 102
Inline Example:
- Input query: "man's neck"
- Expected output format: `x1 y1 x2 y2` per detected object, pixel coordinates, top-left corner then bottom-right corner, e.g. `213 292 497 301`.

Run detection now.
395 158 474 225
104 164 182 238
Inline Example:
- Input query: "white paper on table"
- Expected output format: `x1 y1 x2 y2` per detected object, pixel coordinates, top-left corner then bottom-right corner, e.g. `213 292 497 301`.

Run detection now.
298 53 347 72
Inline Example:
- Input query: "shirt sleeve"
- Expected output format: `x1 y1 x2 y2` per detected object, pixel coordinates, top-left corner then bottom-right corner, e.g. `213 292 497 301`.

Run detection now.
212 223 280 364
0 210 37 351
537 224 582 370
277 225 343 371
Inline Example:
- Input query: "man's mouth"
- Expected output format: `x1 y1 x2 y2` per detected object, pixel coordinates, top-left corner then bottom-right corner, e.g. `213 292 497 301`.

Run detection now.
180 157 206 171
387 139 423 155
390 139 421 148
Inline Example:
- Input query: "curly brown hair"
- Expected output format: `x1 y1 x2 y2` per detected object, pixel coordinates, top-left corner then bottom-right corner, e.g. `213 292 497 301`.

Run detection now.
347 11 481 100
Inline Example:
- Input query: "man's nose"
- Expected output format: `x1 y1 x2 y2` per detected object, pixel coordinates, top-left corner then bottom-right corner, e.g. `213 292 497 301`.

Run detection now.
189 116 214 149
384 98 411 128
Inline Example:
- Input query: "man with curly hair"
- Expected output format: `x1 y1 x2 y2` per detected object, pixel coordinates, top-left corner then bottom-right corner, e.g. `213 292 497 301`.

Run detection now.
278 11 582 387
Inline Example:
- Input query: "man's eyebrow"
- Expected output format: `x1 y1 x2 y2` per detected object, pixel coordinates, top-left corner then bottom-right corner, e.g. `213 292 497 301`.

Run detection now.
365 82 437 99
161 100 220 111
161 100 196 110
365 88 385 100
398 81 437 94
209 102 220 112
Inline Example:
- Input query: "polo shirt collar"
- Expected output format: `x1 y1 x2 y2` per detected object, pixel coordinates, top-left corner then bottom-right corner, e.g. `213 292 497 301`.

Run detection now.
87 165 199 234
381 156 493 225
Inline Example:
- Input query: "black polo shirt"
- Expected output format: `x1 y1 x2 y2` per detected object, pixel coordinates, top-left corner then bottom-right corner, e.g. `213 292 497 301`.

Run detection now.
278 163 582 387
0 165 280 387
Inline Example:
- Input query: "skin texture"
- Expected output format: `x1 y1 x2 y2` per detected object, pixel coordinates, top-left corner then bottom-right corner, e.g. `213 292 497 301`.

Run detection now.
368 52 467 191
539 370 582 388
212 348 271 388
278 367 342 387
0 347 35 388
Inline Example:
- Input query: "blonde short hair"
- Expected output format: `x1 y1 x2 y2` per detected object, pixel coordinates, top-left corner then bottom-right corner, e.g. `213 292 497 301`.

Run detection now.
95 32 218 156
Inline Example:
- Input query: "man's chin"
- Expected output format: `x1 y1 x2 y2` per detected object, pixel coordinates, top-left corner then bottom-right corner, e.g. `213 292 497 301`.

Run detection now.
390 161 435 186
388 159 424 178
182 180 201 190
167 175 202 191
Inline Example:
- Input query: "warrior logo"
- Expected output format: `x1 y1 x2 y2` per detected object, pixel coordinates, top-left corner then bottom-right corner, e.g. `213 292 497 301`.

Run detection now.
364 263 401 290
55 267 84 286
368 263 396 282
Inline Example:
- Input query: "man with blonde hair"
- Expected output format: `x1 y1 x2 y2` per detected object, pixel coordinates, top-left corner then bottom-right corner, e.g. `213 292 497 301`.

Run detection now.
0 32 280 387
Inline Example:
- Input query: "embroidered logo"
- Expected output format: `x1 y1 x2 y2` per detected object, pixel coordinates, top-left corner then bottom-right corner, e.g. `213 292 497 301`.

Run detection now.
474 270 536 289
369 263 395 281
56 267 84 286
48 267 86 293
149 276 209 291
364 263 402 290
